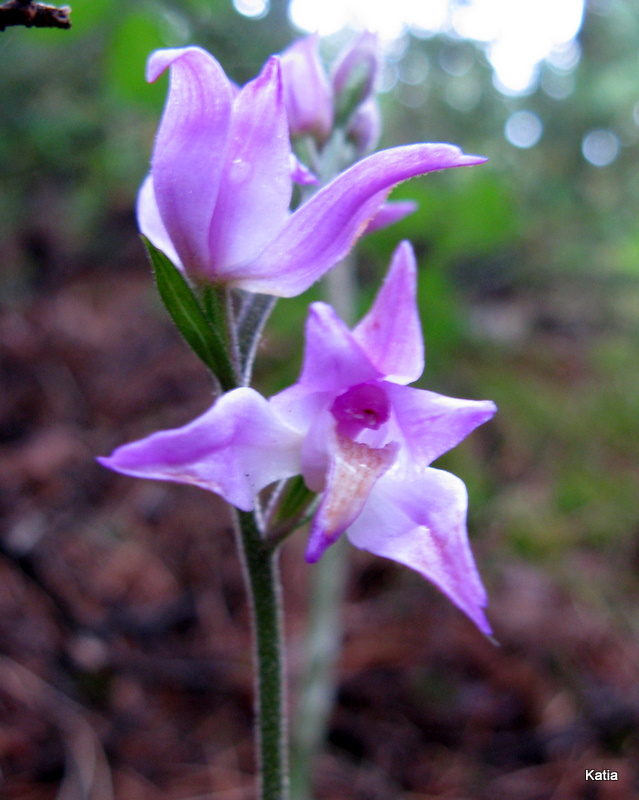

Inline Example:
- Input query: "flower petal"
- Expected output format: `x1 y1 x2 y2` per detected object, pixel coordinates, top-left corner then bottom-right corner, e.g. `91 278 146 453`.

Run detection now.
353 241 423 384
207 57 293 277
232 144 487 296
347 96 381 154
98 388 302 512
290 153 319 186
136 175 183 270
386 384 497 466
362 200 417 235
148 47 233 277
346 469 491 634
306 435 398 562
273 303 382 406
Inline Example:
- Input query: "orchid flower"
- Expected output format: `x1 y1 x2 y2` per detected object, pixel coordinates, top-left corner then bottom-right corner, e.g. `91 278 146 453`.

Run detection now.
138 45 486 297
100 242 496 633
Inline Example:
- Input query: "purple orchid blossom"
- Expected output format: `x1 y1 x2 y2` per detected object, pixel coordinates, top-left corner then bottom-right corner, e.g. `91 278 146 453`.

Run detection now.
137 45 486 297
99 242 496 633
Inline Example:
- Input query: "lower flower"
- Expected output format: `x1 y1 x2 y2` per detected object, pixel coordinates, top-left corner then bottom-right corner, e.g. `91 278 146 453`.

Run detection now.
99 242 496 634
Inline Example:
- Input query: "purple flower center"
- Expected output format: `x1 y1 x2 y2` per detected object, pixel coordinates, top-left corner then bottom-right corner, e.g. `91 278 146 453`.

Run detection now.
330 383 390 437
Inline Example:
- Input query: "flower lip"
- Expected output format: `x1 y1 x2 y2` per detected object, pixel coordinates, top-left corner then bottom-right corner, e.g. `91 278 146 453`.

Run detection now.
330 382 390 438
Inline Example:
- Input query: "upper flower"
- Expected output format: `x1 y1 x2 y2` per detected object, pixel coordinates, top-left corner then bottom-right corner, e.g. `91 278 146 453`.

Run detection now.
138 45 486 297
100 242 496 633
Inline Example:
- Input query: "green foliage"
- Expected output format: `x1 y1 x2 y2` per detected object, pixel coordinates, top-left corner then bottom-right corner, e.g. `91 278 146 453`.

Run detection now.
392 171 521 262
64 0 113 32
106 11 167 106
144 237 237 390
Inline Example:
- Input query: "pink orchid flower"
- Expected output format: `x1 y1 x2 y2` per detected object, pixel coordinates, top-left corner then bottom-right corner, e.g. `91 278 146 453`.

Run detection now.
137 45 485 297
100 242 496 633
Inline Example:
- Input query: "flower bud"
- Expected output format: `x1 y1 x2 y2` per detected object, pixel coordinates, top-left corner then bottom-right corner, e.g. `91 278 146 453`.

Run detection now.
280 34 333 142
331 31 380 122
346 96 381 155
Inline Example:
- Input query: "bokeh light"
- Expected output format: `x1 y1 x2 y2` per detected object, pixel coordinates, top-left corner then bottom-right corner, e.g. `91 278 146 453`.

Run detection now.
233 0 270 19
289 0 584 96
581 129 620 166
504 110 543 148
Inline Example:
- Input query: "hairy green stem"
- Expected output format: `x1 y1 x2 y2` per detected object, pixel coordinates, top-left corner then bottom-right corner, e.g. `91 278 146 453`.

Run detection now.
233 508 288 800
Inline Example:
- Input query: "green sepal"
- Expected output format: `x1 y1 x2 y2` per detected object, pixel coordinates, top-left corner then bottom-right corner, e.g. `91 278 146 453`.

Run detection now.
266 475 318 548
141 236 238 391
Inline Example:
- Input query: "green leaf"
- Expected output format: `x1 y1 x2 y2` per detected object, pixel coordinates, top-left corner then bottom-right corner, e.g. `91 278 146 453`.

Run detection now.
142 237 238 390
201 284 227 334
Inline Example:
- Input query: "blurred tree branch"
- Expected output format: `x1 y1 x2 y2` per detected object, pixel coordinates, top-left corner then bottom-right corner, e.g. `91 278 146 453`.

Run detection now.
0 0 71 31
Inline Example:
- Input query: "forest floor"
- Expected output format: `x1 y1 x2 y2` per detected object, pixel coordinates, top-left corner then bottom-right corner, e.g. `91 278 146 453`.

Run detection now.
1 243 639 800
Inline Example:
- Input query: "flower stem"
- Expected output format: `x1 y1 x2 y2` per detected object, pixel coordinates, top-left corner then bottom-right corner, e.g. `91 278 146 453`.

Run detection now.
232 508 288 800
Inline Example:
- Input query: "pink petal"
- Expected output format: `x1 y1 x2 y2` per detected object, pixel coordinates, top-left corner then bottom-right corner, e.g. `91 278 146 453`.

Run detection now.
290 153 319 186
98 388 302 512
386 384 497 466
362 200 417 234
231 144 487 296
275 302 382 399
207 57 293 277
347 96 381 154
148 47 233 277
136 175 183 270
298 406 334 492
353 241 423 384
346 469 491 634
269 303 383 480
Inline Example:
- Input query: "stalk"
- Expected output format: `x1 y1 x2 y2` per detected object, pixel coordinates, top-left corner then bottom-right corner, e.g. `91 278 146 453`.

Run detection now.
232 508 288 800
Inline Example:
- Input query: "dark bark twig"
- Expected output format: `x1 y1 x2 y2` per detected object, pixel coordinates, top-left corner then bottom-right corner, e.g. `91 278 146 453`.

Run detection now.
0 0 71 31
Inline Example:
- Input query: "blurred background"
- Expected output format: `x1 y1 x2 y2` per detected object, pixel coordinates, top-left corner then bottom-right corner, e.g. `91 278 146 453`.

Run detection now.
1 0 639 797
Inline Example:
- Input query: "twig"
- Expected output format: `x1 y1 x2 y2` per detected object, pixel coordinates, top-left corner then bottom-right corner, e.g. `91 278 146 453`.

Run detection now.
0 1 71 31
